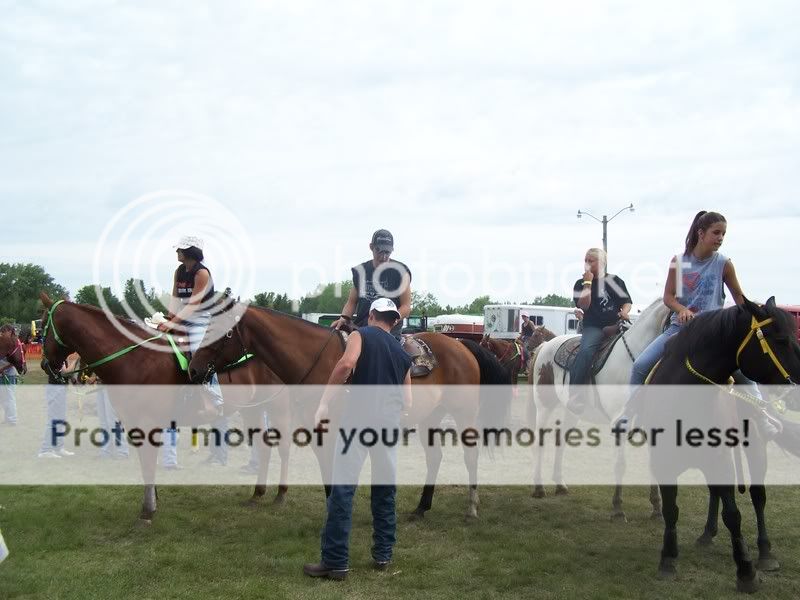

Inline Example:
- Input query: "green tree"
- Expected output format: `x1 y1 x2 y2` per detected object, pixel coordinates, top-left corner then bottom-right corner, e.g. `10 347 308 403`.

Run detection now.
411 291 444 316
251 291 297 314
0 263 68 323
530 294 573 307
123 278 167 319
299 281 353 314
460 295 493 315
75 284 126 315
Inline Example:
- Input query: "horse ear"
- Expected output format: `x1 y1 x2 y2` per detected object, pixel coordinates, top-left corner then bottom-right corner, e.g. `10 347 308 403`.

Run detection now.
40 291 52 308
742 296 765 318
765 296 777 310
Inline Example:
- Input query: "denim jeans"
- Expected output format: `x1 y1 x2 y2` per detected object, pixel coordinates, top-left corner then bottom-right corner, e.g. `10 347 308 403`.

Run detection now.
96 388 129 457
1 374 17 424
320 395 401 569
569 326 606 385
630 324 681 388
40 384 67 452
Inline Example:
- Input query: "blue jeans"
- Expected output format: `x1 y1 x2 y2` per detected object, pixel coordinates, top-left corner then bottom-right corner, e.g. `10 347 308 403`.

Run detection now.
40 384 67 452
320 396 401 569
1 374 17 424
569 326 606 385
96 388 129 457
630 324 681 388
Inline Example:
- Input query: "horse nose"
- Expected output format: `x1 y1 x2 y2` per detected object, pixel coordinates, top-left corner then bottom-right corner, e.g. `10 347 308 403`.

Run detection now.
188 367 199 382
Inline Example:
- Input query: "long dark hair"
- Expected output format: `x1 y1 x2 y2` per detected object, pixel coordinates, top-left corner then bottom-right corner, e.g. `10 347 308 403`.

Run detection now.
684 211 726 256
181 246 204 262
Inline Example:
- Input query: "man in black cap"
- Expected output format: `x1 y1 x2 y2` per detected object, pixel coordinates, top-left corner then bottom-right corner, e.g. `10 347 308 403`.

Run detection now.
331 229 412 338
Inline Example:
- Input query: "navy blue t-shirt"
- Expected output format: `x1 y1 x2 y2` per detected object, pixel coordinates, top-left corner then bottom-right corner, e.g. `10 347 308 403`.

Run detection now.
351 326 412 386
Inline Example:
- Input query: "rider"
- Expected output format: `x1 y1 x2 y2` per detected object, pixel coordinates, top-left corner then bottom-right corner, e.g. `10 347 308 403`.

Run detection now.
616 211 780 438
567 248 632 414
519 312 534 344
331 229 412 339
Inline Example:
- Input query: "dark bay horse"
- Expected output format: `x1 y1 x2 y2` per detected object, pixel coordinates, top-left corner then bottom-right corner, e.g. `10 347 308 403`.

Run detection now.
188 303 511 520
642 297 800 592
480 336 526 382
38 293 292 524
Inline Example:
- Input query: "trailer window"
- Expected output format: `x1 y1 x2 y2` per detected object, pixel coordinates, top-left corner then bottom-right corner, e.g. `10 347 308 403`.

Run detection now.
567 319 578 331
532 316 544 326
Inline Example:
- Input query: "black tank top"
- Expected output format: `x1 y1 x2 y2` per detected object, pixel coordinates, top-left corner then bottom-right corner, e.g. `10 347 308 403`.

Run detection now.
175 263 215 304
351 326 412 386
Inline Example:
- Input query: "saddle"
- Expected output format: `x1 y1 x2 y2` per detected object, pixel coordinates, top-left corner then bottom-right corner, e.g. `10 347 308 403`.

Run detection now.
553 327 627 380
400 335 438 378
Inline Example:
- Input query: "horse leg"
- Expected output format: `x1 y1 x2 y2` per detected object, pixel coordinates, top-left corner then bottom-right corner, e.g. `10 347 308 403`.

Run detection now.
657 484 678 579
136 442 158 525
717 485 759 593
649 483 662 520
452 405 480 521
532 405 551 498
552 408 578 496
240 407 269 507
273 399 291 505
751 485 779 571
610 442 626 521
411 410 446 520
696 485 719 546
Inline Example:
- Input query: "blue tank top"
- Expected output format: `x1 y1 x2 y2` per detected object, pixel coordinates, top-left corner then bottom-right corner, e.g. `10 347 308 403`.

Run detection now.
671 251 727 326
351 326 412 386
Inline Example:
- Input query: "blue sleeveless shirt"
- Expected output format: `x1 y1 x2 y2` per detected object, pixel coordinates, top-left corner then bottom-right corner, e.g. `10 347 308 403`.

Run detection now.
670 251 728 326
351 326 412 386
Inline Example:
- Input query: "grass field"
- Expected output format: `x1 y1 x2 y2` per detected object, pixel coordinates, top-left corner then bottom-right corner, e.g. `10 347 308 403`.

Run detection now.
2 366 799 598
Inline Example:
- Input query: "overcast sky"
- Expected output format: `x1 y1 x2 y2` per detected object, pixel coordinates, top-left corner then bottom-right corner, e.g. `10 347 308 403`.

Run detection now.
2 1 799 309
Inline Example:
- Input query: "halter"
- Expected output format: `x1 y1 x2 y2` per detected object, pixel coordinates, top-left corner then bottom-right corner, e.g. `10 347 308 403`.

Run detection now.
736 316 793 383
43 299 67 347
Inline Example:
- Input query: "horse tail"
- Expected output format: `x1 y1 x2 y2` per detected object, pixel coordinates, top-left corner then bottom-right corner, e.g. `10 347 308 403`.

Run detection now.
526 346 542 428
774 417 800 459
460 339 513 452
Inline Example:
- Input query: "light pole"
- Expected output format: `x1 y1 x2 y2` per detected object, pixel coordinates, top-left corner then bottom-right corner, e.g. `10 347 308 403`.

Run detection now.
576 204 635 260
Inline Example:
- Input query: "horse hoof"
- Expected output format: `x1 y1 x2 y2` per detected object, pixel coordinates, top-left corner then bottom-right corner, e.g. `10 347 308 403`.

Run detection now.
736 572 761 594
696 532 715 547
135 518 153 528
756 556 780 572
610 512 628 523
407 511 425 522
657 558 676 580
242 497 262 509
532 486 546 499
650 511 663 522
464 512 478 522
272 494 287 507
554 485 569 496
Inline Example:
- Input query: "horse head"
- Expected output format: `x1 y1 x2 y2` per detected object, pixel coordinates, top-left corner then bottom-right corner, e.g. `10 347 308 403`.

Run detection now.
736 296 800 386
0 325 26 374
39 291 75 381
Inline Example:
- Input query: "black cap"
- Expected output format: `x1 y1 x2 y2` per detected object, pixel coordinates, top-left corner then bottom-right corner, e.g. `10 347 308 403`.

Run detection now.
371 229 394 252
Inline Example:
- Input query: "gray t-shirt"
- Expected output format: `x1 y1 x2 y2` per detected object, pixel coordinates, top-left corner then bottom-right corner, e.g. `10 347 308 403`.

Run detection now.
671 251 727 326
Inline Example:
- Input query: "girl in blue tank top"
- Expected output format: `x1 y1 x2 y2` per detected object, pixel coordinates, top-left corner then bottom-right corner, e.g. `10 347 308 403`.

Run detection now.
619 211 779 438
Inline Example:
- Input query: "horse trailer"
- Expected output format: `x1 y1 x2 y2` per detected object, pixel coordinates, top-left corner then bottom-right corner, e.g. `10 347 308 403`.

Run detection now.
483 304 580 339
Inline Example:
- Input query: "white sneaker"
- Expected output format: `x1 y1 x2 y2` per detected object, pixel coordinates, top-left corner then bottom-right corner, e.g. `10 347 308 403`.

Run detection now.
37 450 62 459
56 448 76 457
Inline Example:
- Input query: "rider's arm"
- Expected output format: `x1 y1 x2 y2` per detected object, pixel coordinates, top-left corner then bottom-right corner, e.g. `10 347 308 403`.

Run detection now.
575 279 592 311
332 287 359 330
170 270 212 323
663 255 694 324
396 283 412 320
318 331 362 411
723 260 745 306
167 272 180 320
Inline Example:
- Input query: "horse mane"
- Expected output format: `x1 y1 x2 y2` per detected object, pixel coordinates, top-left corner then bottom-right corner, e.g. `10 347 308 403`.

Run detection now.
70 302 161 339
247 304 332 332
663 305 741 358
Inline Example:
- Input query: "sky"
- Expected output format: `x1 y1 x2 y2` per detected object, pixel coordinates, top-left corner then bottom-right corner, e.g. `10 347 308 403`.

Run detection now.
2 1 799 310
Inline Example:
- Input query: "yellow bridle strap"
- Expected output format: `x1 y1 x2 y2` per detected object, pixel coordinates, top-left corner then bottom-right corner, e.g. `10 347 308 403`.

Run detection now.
685 357 786 414
736 316 791 380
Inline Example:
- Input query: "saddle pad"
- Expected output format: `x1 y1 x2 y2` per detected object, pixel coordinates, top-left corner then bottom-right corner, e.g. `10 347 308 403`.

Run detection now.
553 333 624 376
401 335 438 378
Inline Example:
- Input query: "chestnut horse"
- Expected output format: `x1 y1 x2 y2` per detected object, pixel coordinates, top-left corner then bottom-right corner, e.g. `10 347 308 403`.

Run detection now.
188 303 511 520
38 293 291 524
479 336 527 382
0 326 26 375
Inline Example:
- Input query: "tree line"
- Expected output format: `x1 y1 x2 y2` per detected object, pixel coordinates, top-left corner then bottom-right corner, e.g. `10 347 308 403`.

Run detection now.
0 262 572 324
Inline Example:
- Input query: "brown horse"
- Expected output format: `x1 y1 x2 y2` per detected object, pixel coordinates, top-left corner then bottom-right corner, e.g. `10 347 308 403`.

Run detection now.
0 326 27 375
526 325 556 353
188 303 511 520
38 293 292 524
479 335 526 382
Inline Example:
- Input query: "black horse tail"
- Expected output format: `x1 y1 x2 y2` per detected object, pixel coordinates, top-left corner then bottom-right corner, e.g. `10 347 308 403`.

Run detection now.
774 417 800 459
460 339 513 452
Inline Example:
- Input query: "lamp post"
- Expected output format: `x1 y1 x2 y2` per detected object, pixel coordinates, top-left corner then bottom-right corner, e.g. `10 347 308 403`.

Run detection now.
576 204 635 261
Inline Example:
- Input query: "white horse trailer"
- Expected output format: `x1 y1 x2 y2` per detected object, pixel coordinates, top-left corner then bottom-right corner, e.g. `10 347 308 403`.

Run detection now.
483 304 580 339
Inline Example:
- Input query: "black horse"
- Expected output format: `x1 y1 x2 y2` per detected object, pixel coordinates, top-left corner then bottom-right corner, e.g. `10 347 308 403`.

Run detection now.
641 297 800 593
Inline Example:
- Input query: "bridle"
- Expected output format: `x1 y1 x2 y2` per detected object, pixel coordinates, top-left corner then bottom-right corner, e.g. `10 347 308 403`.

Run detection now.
736 315 795 385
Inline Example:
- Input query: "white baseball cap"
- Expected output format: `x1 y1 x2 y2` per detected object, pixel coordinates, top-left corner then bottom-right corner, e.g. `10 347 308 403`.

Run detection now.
369 298 400 319
174 235 204 250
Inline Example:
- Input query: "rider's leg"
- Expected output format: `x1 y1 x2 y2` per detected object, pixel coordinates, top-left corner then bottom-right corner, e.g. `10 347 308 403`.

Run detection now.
567 326 605 414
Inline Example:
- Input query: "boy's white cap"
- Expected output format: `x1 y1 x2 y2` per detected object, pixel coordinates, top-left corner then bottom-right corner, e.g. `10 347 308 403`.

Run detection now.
369 298 400 319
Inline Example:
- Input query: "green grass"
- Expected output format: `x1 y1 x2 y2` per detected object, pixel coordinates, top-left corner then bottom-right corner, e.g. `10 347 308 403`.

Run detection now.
1 484 799 599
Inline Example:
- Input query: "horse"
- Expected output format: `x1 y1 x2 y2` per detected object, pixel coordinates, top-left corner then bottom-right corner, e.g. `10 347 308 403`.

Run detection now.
480 335 527 382
187 302 512 520
526 325 556 354
641 297 800 591
529 298 671 519
38 293 293 524
0 327 27 375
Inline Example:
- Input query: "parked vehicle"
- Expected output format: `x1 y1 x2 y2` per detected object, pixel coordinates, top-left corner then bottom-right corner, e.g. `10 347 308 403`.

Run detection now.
483 304 580 339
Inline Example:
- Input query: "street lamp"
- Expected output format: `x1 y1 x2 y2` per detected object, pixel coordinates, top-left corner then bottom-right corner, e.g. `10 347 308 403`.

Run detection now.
576 204 635 258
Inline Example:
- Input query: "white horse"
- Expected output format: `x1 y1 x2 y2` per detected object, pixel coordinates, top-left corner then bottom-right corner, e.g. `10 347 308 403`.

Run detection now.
529 299 670 520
